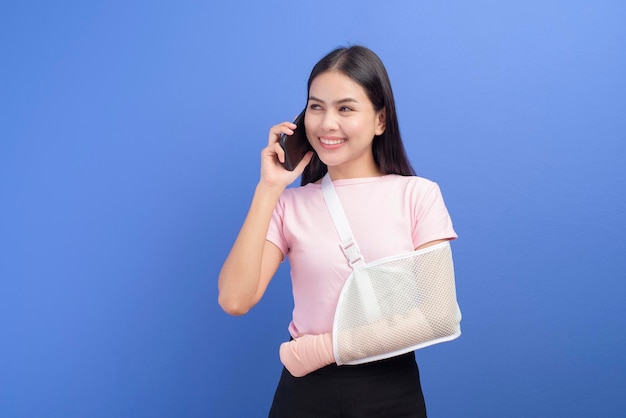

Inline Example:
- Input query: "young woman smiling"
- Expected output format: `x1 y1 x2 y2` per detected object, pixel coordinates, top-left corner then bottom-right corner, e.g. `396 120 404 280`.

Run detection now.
219 46 458 417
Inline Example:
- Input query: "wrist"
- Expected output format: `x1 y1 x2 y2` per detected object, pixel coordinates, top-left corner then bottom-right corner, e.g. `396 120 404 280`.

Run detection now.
255 181 285 199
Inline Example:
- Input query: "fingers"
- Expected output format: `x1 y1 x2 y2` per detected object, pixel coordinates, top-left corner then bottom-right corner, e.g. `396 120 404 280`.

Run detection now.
268 122 297 147
260 121 312 187
266 120 299 165
266 141 285 164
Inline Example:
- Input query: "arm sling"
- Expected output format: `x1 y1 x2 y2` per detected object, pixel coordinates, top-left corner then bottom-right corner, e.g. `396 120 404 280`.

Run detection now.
322 174 462 366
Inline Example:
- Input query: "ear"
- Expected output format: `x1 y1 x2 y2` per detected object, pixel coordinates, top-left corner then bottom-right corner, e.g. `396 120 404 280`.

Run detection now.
375 108 386 136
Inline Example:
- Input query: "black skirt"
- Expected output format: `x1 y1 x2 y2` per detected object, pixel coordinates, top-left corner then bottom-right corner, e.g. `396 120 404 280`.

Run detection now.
268 351 427 418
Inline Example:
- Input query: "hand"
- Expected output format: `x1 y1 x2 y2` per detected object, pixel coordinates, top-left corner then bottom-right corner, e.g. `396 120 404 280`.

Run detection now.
279 333 335 377
260 121 313 188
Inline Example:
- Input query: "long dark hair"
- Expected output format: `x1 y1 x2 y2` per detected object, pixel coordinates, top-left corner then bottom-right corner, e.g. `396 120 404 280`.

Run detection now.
301 46 416 185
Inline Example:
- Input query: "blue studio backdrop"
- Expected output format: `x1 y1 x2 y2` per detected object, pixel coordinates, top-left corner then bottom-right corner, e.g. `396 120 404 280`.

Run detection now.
1 1 625 417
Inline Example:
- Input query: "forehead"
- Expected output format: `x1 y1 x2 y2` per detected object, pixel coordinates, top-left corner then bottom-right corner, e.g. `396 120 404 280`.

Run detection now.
308 71 369 102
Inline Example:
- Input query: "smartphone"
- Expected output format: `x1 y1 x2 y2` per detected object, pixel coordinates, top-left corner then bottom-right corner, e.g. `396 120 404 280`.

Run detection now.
279 109 311 171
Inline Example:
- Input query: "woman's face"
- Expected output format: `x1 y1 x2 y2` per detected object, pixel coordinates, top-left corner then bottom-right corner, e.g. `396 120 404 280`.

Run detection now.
305 71 385 179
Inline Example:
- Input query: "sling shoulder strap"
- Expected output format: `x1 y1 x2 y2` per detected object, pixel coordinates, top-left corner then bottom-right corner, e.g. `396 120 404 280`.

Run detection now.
321 173 366 270
321 173 381 321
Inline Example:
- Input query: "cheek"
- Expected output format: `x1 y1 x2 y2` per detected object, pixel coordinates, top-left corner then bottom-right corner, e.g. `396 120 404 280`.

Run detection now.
304 114 324 142
304 121 315 143
303 115 312 136
342 117 370 137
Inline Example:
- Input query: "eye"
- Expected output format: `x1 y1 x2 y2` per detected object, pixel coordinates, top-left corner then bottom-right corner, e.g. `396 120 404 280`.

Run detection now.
308 103 322 110
339 106 353 112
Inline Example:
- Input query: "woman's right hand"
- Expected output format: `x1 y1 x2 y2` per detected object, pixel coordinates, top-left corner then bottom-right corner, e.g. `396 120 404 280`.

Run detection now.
260 121 313 189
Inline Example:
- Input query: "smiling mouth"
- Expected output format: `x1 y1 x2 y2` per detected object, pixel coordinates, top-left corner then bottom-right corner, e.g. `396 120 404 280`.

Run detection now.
319 137 347 145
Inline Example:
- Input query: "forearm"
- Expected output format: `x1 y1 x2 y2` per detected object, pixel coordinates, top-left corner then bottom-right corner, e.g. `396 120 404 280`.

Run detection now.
218 182 284 315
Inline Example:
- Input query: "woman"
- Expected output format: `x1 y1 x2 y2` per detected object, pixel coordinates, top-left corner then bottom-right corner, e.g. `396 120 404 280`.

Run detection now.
218 45 457 417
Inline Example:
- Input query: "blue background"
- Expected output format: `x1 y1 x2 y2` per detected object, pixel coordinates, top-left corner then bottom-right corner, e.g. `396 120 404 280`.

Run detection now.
2 1 625 417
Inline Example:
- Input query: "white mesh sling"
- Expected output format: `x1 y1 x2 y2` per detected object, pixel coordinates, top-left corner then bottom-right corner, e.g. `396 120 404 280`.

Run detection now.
322 174 462 366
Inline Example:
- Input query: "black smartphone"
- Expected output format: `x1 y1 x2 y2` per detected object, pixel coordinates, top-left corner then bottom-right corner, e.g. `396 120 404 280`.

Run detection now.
279 109 311 171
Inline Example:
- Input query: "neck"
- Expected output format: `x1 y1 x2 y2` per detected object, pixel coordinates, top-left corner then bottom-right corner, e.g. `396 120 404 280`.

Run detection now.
326 161 381 181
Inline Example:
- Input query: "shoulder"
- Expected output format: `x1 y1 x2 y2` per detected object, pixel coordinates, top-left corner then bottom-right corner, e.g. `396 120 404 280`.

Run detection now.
380 175 450 217
385 174 435 185
275 183 322 212
381 174 441 194
279 182 320 200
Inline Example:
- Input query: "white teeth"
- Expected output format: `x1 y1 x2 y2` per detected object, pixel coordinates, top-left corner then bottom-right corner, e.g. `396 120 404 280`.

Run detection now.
320 138 346 145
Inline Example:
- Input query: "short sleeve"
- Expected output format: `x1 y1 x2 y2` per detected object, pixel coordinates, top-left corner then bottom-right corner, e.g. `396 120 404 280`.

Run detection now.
266 197 288 257
412 181 457 248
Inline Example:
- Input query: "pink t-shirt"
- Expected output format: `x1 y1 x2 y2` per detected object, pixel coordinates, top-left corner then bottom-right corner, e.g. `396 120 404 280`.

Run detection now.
266 175 457 338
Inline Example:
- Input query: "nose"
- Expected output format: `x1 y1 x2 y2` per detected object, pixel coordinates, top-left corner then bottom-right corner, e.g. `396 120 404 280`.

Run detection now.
321 110 339 131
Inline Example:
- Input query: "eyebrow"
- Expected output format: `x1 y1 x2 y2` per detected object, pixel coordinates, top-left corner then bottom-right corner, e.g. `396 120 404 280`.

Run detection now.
307 96 359 105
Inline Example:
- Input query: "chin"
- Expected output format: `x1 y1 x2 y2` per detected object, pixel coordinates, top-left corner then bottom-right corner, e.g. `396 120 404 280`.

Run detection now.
317 156 344 168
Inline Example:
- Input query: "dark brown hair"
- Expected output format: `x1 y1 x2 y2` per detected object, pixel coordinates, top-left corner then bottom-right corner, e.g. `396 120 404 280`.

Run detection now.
301 46 416 185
